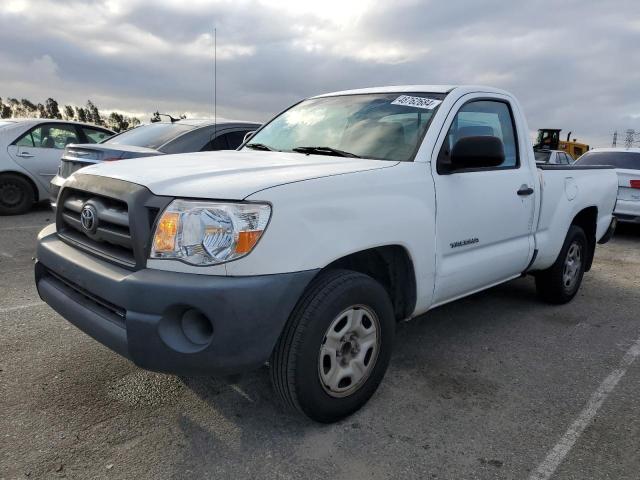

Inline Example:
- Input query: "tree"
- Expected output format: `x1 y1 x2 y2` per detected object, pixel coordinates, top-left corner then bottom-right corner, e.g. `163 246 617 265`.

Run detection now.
76 106 87 123
0 98 10 119
20 99 37 117
45 98 62 119
107 112 142 132
86 100 102 126
63 105 75 120
0 95 141 129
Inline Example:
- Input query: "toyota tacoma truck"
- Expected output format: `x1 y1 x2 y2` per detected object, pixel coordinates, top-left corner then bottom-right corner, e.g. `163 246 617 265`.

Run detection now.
35 85 618 423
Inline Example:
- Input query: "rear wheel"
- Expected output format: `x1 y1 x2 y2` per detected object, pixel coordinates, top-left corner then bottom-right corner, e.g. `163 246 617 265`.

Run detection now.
0 173 34 215
535 225 587 304
270 269 395 423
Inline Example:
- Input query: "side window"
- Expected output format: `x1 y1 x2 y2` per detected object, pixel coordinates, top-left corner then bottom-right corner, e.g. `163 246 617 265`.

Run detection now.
202 133 230 151
437 100 519 172
201 131 252 151
226 130 251 149
82 127 111 143
15 130 35 147
16 124 80 149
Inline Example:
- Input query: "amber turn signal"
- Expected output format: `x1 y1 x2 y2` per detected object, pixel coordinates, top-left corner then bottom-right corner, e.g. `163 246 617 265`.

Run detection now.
153 212 180 252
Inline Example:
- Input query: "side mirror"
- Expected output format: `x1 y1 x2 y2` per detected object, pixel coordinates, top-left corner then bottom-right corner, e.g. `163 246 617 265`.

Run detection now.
450 136 505 171
243 131 256 143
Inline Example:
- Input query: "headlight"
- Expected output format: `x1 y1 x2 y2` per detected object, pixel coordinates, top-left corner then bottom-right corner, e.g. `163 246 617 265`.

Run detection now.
150 200 271 266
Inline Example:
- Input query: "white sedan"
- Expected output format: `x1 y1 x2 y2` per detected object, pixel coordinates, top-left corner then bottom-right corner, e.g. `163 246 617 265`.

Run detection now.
534 149 575 165
0 119 113 215
575 148 640 223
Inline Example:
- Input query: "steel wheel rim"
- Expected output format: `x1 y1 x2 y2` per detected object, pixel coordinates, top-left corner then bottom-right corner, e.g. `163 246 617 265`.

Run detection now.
0 181 23 208
318 305 381 398
562 241 582 291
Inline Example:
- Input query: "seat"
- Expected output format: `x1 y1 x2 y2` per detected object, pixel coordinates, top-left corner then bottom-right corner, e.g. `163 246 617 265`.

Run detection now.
41 136 55 148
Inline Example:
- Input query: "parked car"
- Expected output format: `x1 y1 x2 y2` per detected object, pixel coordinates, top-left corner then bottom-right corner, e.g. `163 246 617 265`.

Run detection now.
534 149 575 165
34 85 618 422
49 119 261 207
575 148 640 223
0 119 113 215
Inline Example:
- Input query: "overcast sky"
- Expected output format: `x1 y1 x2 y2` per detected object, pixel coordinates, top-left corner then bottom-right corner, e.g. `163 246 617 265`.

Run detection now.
1 0 639 146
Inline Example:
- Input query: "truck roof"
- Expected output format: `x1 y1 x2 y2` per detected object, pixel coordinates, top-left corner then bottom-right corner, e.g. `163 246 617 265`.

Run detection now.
313 85 511 98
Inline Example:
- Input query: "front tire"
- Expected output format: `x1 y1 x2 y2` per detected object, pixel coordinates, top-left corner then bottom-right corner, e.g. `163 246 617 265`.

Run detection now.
270 269 395 423
535 225 587 304
0 173 34 215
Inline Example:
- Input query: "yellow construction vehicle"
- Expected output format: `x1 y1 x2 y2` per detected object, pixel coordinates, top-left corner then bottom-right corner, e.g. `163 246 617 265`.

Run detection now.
534 129 590 160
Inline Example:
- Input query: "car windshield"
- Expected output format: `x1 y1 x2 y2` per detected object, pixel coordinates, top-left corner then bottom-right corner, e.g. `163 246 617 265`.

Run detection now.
105 123 194 150
534 150 551 163
576 151 640 170
244 93 446 161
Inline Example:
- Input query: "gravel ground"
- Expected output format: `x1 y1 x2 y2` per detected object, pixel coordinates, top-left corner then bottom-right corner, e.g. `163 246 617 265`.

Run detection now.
1 205 639 479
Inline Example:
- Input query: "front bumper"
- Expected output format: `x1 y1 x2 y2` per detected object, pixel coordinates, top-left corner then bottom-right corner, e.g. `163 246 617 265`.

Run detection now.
35 224 318 375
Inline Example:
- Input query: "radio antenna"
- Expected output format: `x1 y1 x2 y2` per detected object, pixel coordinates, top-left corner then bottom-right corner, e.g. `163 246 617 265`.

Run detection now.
214 27 217 140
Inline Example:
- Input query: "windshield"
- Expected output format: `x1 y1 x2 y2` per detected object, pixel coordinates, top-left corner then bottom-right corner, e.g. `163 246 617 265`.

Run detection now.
534 150 551 163
244 93 445 161
576 151 640 170
105 123 194 150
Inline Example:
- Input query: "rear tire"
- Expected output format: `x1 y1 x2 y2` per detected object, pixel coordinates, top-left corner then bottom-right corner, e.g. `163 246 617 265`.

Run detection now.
0 173 34 215
270 269 395 423
535 225 587 304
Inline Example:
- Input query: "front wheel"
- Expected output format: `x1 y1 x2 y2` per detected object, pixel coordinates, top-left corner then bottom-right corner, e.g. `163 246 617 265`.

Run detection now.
535 225 587 304
270 269 395 423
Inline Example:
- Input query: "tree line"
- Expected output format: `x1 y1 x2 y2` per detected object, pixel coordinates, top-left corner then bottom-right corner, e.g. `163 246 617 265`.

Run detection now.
0 97 141 133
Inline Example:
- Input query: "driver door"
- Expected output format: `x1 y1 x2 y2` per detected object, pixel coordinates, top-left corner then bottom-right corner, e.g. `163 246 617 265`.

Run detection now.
431 95 536 305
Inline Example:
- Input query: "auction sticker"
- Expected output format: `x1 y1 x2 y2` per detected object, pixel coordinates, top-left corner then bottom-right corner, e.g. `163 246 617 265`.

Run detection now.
391 95 442 110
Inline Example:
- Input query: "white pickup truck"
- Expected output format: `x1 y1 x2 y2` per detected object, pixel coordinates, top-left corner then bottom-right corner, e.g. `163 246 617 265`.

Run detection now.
35 85 618 422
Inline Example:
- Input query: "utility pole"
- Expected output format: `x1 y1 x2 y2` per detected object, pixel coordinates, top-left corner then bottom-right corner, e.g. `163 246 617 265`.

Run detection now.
612 131 617 148
624 129 635 149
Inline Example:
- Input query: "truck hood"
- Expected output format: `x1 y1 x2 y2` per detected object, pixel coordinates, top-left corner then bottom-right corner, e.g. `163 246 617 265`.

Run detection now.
80 150 397 199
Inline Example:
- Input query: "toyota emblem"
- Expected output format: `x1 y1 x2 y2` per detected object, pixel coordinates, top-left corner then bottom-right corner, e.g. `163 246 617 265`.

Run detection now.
80 204 98 233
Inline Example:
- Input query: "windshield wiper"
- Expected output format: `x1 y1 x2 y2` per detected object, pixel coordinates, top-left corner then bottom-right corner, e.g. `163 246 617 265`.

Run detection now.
292 146 361 158
245 143 275 151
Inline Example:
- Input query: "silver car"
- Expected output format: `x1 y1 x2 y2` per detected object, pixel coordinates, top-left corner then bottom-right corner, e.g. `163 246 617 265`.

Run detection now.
0 119 113 215
49 118 260 208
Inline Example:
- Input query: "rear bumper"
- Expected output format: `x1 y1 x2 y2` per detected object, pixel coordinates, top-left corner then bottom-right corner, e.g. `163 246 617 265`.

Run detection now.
49 175 64 208
35 224 318 375
614 199 640 224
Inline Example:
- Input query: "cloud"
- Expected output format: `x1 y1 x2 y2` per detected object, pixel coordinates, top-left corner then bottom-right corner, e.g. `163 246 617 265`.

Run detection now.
0 0 639 147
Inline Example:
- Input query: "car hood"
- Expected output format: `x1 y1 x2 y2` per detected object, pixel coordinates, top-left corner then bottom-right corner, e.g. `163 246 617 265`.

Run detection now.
80 150 397 199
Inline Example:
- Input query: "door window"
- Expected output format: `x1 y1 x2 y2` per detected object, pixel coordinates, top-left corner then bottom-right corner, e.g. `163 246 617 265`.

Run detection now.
82 127 111 143
14 124 80 149
438 100 519 172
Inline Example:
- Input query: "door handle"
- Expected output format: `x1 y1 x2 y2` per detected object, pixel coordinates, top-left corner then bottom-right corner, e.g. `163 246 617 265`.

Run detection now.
17 152 34 158
517 185 534 196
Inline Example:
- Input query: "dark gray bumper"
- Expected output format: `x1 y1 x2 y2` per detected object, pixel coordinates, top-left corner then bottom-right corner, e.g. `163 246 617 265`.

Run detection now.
35 225 318 376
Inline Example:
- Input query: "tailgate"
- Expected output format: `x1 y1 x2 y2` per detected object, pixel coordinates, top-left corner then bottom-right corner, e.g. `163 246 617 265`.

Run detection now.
617 169 640 201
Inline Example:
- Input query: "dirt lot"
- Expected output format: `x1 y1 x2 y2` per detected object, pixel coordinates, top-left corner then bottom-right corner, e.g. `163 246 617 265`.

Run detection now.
1 205 639 479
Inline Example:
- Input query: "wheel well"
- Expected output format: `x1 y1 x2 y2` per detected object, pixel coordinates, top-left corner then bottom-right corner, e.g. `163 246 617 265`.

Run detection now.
0 170 39 202
571 206 597 272
323 246 416 321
